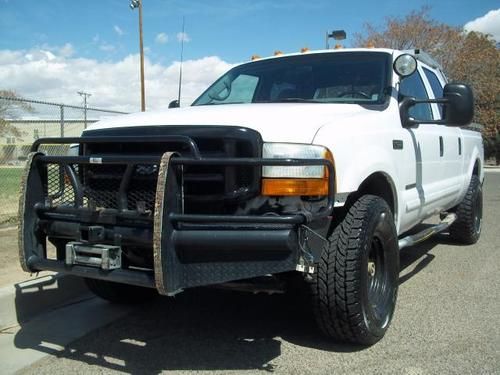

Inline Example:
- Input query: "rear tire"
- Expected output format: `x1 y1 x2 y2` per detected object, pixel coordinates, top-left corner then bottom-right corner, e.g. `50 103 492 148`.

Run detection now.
84 278 158 304
309 195 399 345
449 175 482 244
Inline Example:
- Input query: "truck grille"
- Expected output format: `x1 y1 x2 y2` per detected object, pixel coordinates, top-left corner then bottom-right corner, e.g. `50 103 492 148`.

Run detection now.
73 126 263 215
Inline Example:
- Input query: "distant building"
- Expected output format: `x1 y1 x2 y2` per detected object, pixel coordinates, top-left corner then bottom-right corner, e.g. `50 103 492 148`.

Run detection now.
1 119 96 164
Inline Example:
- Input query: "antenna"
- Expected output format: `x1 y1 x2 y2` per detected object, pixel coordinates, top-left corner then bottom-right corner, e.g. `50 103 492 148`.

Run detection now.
177 16 185 106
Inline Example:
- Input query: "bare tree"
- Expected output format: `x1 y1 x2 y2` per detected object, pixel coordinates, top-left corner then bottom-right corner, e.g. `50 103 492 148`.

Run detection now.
353 7 463 71
354 7 500 162
0 90 33 139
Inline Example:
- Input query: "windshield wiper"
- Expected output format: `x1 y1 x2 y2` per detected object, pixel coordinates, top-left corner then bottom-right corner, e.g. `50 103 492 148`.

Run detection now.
265 98 320 103
199 101 245 106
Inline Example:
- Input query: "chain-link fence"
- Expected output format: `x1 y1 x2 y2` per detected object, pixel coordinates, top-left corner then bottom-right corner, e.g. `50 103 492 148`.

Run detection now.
0 96 127 224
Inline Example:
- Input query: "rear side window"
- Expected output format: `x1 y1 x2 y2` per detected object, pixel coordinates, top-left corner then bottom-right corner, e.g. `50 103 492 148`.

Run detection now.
399 71 433 121
423 68 444 119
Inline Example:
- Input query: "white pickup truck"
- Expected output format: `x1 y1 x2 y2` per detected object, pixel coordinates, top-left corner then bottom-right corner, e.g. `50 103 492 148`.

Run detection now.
19 48 483 345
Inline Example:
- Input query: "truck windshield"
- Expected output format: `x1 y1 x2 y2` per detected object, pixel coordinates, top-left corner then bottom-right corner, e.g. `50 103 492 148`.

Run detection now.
192 52 391 106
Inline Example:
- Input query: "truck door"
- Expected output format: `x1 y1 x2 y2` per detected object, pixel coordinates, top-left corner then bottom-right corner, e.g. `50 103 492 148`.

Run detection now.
422 67 465 210
398 67 443 220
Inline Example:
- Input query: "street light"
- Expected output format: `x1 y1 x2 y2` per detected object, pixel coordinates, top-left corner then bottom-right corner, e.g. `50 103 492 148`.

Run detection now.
130 0 146 111
325 29 347 49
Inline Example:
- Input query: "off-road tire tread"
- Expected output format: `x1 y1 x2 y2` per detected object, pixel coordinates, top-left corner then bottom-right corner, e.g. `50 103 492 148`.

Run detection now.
309 195 393 345
449 175 482 245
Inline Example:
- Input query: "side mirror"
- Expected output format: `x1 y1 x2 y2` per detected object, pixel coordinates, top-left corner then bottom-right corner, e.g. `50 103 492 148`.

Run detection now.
399 82 474 127
442 83 474 126
169 100 180 108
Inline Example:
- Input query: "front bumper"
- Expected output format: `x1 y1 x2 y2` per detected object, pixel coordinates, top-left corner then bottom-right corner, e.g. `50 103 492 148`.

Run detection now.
19 137 335 295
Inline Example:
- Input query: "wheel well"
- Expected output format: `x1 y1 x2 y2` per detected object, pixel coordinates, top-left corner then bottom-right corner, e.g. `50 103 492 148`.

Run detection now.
344 173 396 216
357 173 396 214
328 173 397 236
472 159 480 176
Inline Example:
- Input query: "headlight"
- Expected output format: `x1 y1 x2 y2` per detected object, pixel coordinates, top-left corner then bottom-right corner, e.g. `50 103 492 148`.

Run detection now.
68 144 79 156
262 143 327 178
261 143 333 196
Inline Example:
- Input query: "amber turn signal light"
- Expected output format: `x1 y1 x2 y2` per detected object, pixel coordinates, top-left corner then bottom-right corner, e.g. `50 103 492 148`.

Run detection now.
261 177 329 196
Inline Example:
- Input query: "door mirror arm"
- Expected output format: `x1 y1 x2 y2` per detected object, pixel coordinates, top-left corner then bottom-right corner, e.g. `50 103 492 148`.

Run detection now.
399 97 448 127
399 83 474 128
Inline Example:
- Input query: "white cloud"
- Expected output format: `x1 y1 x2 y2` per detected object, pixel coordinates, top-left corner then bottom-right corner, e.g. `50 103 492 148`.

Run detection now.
0 47 235 113
176 32 191 43
114 25 124 36
99 43 115 52
58 43 75 58
155 32 168 44
34 43 75 58
464 8 500 41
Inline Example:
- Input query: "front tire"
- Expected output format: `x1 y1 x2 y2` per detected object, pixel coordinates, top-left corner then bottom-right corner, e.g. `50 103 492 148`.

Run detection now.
85 278 158 304
310 195 399 345
449 175 482 244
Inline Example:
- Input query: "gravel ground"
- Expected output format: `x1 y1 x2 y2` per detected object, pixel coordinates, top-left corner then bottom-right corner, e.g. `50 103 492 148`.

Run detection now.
18 172 500 374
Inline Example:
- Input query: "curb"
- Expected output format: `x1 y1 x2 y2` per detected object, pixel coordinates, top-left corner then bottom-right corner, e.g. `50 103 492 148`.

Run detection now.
0 273 91 331
484 168 500 173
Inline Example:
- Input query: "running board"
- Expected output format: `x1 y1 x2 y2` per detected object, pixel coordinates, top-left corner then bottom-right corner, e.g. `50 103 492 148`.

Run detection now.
398 213 457 250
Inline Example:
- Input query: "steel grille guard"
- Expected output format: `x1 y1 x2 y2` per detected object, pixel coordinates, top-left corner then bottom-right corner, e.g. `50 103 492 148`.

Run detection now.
20 136 335 295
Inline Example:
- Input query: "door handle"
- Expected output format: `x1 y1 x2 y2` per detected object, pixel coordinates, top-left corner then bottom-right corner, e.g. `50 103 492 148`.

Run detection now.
439 136 444 157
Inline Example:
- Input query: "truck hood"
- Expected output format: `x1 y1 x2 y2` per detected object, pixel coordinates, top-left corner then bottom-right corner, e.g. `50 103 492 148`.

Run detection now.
88 103 377 143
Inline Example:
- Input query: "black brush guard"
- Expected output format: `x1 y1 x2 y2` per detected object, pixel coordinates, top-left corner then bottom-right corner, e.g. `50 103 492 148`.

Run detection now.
19 136 335 295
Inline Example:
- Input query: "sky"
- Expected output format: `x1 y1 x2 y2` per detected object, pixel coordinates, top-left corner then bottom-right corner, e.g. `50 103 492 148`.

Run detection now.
0 0 499 113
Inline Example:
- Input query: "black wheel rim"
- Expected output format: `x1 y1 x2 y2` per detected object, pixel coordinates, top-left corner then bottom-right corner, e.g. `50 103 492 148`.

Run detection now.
473 188 483 235
367 236 391 325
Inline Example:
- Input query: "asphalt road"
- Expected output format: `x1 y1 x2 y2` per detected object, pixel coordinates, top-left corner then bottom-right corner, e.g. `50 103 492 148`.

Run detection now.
19 172 500 374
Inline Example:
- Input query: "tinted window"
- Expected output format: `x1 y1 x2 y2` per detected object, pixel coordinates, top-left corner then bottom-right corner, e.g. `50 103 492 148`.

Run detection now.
423 68 444 119
193 52 391 106
220 74 259 103
399 71 433 121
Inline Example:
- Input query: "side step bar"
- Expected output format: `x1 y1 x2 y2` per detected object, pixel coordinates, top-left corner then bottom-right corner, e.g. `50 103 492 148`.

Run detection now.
398 213 457 250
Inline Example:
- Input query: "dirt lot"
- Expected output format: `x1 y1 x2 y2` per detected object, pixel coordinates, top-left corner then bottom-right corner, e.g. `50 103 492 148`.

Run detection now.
0 226 55 286
0 226 25 286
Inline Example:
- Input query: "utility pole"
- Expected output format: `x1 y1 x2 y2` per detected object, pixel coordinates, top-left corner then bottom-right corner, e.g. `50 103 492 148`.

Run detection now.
77 91 92 128
177 16 185 106
130 0 146 111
